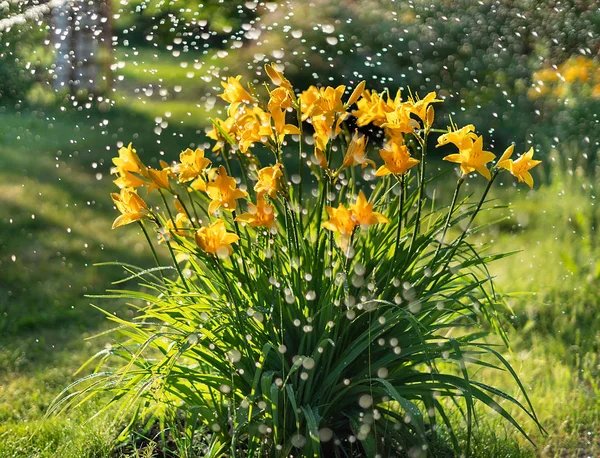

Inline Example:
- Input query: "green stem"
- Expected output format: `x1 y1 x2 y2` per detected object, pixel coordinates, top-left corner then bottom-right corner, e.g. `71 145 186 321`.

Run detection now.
384 174 405 294
407 132 428 262
431 175 464 264
158 190 190 291
434 169 498 284
138 221 162 279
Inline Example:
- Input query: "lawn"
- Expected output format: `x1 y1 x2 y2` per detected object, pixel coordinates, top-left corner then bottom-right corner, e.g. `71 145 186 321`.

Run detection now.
1 46 599 457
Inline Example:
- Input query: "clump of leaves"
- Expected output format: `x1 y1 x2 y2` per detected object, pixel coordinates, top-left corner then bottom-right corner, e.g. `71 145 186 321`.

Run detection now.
51 67 543 457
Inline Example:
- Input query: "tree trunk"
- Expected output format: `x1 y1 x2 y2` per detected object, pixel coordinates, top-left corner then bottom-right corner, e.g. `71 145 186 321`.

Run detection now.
51 0 72 92
72 0 99 94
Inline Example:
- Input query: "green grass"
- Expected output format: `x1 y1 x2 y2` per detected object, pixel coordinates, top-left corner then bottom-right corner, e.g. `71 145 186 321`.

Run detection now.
0 101 208 457
1 45 599 456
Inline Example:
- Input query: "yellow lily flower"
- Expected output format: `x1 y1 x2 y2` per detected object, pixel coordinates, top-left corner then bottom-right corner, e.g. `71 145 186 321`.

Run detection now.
235 195 276 228
382 103 419 135
195 219 239 256
406 91 442 123
270 106 301 141
350 191 389 227
497 146 542 188
255 163 283 197
147 168 171 193
375 140 420 177
268 87 293 111
346 80 366 107
178 148 211 183
299 85 321 121
218 75 255 104
353 90 394 127
112 143 149 189
443 136 496 180
205 166 248 214
265 63 293 92
341 132 374 170
111 188 149 229
112 143 147 177
436 124 478 148
300 85 347 121
322 204 357 249
113 170 147 189
237 106 300 153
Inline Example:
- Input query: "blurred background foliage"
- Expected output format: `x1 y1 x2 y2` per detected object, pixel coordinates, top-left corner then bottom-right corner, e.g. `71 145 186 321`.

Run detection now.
0 0 599 456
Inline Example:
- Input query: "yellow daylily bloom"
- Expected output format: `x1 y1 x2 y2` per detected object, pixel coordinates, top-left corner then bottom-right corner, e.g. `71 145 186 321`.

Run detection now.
436 124 478 149
111 188 149 229
497 146 542 188
113 170 147 189
255 163 283 197
375 140 420 177
310 112 346 159
350 191 389 227
112 143 147 177
178 148 211 183
353 90 395 127
195 219 239 256
112 143 149 189
382 103 419 135
218 75 255 104
300 85 347 121
346 80 366 107
191 176 208 192
235 195 276 228
300 84 349 159
147 168 171 193
189 166 218 192
406 91 442 123
237 106 300 153
341 132 374 170
268 87 293 111
322 204 357 249
299 85 321 121
443 136 496 180
205 166 248 214
265 63 293 92
270 106 301 140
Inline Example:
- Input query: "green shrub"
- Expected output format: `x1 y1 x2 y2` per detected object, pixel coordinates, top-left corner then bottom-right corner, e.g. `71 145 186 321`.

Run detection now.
52 69 543 456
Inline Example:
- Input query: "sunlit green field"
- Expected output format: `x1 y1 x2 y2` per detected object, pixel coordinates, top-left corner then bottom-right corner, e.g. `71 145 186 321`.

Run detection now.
1 46 599 457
